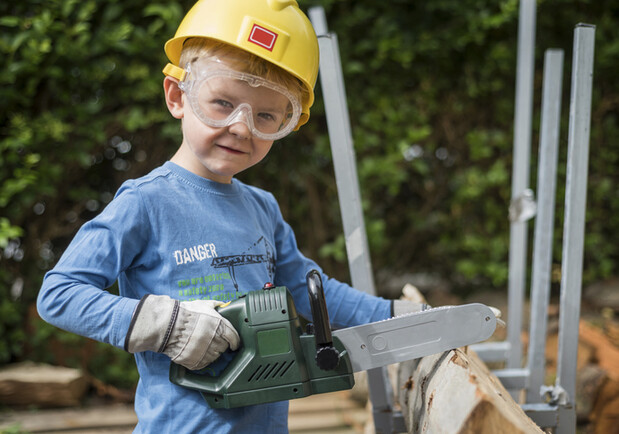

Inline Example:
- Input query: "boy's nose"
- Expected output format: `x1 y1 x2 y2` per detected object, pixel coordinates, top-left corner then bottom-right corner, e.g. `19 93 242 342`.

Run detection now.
226 106 253 139
227 119 252 139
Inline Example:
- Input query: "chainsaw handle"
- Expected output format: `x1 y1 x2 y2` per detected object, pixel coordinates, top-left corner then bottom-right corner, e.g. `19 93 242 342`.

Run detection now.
306 270 332 346
307 270 341 370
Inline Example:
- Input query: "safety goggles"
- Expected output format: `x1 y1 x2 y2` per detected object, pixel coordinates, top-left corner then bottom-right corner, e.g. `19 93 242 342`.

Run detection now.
178 57 302 141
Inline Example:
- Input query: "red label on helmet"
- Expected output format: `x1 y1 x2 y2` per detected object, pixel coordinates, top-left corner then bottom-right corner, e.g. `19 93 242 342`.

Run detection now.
248 24 278 51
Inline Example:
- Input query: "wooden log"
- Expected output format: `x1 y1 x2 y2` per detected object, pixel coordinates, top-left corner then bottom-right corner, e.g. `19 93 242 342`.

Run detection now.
576 364 608 421
579 321 619 380
0 362 88 408
577 321 619 433
591 375 619 434
395 284 542 433
398 349 542 433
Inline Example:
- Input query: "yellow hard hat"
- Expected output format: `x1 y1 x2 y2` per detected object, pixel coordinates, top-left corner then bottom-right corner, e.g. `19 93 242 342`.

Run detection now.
164 0 319 130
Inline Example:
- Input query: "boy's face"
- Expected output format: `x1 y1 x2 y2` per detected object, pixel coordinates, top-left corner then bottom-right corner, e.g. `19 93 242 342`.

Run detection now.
164 57 300 183
177 86 275 183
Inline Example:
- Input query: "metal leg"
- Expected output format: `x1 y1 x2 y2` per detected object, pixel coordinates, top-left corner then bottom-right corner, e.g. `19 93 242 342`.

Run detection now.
473 0 538 371
526 49 564 404
493 48 565 401
555 23 596 434
308 7 399 433
308 9 375 299
506 0 537 371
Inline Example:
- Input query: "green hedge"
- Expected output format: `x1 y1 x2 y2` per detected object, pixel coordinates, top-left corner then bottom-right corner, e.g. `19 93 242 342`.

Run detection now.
1 0 617 387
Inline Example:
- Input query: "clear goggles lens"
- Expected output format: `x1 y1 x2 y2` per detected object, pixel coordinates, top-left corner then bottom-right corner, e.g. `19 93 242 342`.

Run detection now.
179 58 302 141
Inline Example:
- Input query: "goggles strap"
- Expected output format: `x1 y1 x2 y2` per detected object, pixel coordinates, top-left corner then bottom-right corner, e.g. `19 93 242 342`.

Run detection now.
163 63 187 81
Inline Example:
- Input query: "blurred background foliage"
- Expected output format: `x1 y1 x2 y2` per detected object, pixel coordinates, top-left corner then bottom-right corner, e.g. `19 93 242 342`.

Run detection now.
0 0 617 389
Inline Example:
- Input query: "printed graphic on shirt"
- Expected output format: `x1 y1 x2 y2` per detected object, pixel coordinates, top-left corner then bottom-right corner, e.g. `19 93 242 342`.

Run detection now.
174 242 218 265
177 272 231 300
174 237 275 300
213 236 275 291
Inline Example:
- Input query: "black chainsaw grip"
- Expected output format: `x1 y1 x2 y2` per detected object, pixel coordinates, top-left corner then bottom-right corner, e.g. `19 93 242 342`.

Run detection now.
306 270 332 346
306 270 340 370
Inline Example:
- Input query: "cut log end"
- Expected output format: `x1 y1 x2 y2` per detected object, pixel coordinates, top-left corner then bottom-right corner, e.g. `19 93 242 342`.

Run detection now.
399 348 543 433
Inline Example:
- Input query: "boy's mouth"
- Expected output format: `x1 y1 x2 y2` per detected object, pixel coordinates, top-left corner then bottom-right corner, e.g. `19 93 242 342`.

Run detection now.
217 144 245 155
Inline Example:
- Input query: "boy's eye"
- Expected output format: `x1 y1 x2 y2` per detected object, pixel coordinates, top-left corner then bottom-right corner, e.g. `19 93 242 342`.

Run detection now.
257 112 277 122
213 99 233 110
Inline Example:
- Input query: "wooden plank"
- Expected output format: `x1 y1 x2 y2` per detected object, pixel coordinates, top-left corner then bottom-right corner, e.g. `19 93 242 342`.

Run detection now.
0 404 137 433
289 390 367 433
289 409 367 432
0 362 88 408
0 385 365 433
289 391 362 413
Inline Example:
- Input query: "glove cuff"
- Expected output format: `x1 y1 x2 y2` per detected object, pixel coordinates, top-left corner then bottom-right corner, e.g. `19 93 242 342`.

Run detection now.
124 295 179 353
158 298 180 352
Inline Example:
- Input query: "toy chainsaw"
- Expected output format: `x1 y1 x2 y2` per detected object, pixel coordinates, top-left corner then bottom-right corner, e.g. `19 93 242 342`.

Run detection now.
169 270 497 408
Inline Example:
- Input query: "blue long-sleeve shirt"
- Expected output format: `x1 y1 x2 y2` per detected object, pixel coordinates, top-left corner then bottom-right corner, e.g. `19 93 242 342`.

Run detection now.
38 161 391 433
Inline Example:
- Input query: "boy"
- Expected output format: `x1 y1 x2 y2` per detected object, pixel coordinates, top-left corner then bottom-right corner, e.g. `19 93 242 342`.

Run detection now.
37 0 423 432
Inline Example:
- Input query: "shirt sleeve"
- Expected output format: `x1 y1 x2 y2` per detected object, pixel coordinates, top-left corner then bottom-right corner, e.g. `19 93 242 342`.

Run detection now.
36 185 149 349
268 194 391 329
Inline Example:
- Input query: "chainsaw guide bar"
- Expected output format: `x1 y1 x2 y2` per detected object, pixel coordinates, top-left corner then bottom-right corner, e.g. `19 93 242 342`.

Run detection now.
333 304 497 373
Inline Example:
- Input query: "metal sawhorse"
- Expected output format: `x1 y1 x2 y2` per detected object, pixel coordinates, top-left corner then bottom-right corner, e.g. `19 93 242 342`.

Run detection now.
309 3 595 432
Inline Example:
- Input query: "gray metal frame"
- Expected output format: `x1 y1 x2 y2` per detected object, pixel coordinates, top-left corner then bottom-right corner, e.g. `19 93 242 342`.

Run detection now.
307 4 594 433
494 24 595 434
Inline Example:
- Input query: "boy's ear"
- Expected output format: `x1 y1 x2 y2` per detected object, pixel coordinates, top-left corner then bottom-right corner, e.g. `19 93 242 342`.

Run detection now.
163 76 184 119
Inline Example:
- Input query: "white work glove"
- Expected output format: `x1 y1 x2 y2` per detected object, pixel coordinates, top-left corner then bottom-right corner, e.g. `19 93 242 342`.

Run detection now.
391 300 429 316
488 306 505 327
125 295 240 370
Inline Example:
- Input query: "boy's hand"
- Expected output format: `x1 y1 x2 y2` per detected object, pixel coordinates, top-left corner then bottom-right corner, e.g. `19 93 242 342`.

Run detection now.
125 295 240 370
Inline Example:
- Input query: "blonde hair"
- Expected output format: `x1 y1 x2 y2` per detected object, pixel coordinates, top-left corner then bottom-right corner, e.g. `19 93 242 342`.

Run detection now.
179 38 307 105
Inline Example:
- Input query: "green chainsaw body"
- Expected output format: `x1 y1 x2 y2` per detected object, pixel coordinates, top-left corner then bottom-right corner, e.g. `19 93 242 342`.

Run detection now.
169 282 354 409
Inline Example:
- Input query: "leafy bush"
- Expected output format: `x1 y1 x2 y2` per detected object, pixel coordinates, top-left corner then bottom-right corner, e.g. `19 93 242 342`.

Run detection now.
0 0 192 384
